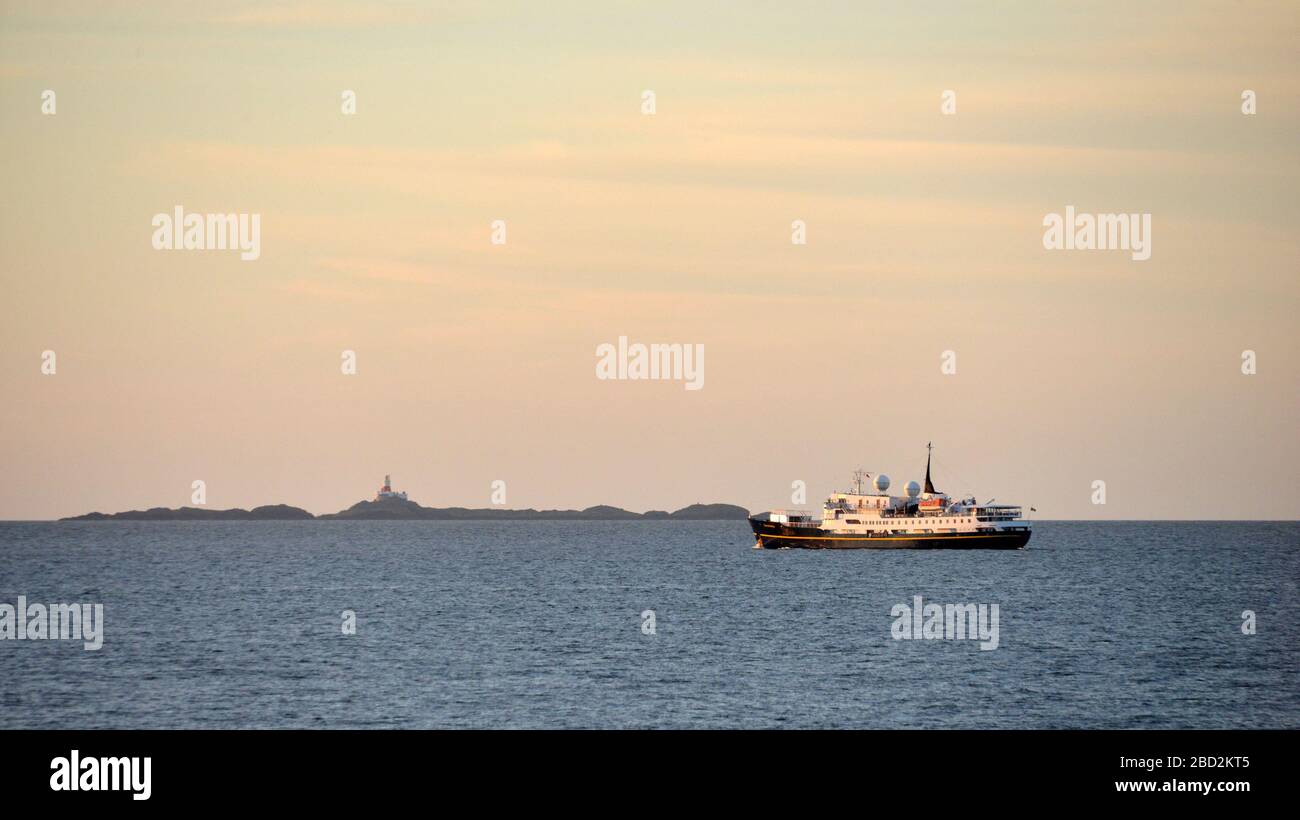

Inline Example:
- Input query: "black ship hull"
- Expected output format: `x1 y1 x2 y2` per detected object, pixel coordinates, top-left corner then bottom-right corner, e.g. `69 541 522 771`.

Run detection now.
749 518 1030 550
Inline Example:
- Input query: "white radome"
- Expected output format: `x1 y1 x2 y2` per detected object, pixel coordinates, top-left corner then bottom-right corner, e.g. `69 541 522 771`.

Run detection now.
904 480 921 498
873 474 891 492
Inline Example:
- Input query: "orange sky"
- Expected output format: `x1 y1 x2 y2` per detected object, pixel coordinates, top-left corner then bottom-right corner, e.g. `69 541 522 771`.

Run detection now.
1 1 1297 519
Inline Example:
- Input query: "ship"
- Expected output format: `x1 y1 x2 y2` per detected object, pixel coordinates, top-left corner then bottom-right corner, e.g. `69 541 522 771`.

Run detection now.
749 444 1031 550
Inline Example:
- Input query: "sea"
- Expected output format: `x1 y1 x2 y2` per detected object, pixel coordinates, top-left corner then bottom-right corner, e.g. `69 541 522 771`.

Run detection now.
1 520 1296 729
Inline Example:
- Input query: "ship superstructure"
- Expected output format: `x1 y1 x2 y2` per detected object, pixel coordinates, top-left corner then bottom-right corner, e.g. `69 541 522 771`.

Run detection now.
750 444 1031 549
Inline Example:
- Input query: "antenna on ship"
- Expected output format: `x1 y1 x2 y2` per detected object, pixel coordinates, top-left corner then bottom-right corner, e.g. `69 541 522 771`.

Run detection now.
852 469 871 495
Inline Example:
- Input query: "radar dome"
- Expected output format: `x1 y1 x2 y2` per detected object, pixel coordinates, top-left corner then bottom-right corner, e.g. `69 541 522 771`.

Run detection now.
873 474 891 492
904 480 921 498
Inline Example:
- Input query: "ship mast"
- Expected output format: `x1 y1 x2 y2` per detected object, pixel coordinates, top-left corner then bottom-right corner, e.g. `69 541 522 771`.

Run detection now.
923 442 939 495
852 469 871 495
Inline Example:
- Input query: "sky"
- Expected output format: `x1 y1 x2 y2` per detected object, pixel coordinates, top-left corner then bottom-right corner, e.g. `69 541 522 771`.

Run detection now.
1 1 1297 520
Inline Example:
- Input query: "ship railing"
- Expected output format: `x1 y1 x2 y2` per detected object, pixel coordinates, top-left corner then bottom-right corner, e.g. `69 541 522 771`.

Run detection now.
974 506 1022 520
767 509 820 527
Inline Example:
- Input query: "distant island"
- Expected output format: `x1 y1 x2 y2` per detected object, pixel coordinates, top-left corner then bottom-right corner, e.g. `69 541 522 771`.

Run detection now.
60 483 750 522
64 505 316 522
317 497 748 521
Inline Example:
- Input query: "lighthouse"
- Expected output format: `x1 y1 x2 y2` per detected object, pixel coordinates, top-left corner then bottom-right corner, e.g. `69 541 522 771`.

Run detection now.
375 475 408 501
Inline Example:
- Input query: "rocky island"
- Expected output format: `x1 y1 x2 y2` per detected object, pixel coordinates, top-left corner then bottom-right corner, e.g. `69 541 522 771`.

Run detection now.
61 476 749 521
318 496 748 521
65 504 314 521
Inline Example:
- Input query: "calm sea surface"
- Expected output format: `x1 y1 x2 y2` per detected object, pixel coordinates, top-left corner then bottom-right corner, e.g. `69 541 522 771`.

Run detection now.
1 521 1296 729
